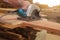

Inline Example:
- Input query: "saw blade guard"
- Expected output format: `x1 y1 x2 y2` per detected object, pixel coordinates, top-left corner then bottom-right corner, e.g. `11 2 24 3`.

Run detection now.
26 4 40 17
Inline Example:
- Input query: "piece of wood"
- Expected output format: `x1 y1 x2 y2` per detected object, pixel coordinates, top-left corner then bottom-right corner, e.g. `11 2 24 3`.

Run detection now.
0 8 17 11
20 20 60 35
0 15 60 35
0 31 22 40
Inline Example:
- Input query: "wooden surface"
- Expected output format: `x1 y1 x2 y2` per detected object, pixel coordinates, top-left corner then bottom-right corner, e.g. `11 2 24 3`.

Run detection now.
21 19 60 35
0 18 60 35
0 13 60 35
0 8 16 11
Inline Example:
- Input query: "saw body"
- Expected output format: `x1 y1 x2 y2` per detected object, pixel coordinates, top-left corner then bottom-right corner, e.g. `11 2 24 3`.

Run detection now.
10 4 41 20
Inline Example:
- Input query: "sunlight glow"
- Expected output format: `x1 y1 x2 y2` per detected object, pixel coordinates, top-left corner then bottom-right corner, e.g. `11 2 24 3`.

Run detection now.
33 0 60 7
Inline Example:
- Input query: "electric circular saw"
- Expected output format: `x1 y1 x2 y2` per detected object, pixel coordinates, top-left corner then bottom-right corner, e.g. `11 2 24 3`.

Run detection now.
0 4 41 21
25 4 41 20
9 4 41 20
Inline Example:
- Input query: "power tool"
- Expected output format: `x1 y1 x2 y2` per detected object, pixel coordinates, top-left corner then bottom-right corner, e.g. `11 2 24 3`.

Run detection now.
0 4 41 21
8 4 41 20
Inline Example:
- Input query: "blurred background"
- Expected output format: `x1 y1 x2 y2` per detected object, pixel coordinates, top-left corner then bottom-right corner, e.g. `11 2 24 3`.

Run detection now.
33 0 60 23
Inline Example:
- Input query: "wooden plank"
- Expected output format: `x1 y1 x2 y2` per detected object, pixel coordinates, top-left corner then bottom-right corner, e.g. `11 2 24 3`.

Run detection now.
0 8 17 14
0 8 17 11
20 20 60 35
0 18 60 35
0 13 60 35
0 31 22 40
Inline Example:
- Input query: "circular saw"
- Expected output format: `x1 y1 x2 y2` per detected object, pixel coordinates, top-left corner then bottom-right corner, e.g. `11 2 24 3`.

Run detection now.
11 4 41 20
0 4 41 21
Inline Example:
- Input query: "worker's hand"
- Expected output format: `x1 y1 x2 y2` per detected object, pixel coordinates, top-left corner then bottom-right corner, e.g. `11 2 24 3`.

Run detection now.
3 0 31 10
21 1 31 10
